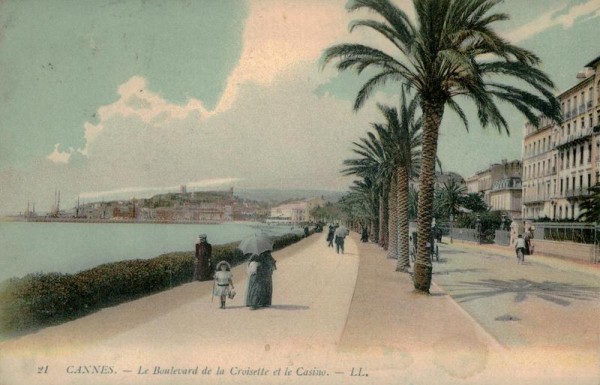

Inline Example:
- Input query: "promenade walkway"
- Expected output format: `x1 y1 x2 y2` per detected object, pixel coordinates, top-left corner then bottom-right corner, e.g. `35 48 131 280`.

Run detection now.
0 232 540 385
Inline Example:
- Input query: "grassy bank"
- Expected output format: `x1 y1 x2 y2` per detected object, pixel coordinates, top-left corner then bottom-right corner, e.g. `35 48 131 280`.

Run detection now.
0 232 310 338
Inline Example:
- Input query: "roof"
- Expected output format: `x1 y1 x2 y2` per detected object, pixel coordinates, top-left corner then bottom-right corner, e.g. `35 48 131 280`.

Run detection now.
273 203 307 210
585 54 600 68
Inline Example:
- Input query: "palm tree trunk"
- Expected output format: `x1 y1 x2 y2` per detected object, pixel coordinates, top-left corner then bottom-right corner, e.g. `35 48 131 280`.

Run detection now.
378 192 388 246
382 190 389 249
414 100 445 294
387 171 399 259
395 165 410 272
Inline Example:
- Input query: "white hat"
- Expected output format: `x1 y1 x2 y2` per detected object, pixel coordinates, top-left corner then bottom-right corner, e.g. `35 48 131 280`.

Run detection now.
215 260 231 270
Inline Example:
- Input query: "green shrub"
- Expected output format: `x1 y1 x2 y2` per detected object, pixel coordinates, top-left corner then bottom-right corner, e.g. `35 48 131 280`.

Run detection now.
0 232 308 336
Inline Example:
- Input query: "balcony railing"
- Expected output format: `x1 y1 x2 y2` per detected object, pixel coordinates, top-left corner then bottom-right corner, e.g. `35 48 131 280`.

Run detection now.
571 109 578 118
555 127 593 148
579 105 586 114
587 100 594 110
564 111 571 120
523 195 548 204
563 188 593 198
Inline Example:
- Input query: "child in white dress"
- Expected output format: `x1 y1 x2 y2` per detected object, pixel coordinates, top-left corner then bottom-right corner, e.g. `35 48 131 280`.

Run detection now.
214 261 234 309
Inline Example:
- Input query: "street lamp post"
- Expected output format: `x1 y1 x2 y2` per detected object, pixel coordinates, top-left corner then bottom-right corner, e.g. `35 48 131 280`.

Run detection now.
450 214 454 244
475 214 481 244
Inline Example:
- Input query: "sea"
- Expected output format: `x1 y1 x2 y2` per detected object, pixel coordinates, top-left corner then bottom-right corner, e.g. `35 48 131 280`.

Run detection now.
0 221 302 283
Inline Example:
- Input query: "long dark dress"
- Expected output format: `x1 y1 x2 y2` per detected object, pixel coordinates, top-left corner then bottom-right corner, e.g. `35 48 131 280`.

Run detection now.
194 241 213 281
246 252 276 308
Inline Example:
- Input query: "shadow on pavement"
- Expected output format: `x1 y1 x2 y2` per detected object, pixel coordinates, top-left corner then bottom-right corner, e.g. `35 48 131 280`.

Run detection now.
444 278 600 306
269 304 310 310
433 268 488 275
438 249 467 255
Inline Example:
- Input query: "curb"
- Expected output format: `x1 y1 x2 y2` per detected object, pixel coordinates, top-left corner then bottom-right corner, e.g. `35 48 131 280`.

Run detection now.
429 279 509 354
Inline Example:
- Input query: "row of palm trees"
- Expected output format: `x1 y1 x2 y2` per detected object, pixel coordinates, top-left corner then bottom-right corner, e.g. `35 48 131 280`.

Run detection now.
322 0 562 294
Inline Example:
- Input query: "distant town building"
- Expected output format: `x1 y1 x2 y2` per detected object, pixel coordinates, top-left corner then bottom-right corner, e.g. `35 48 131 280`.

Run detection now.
522 55 600 221
267 196 328 224
411 171 465 192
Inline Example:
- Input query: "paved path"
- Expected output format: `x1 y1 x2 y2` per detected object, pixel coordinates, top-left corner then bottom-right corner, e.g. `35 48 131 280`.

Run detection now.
3 232 597 385
0 233 361 385
432 240 600 384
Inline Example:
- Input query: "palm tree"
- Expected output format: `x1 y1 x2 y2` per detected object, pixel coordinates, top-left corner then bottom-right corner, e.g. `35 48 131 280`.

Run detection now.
347 178 380 232
375 97 422 272
437 177 467 219
342 130 389 243
343 94 422 270
322 0 561 293
578 184 600 222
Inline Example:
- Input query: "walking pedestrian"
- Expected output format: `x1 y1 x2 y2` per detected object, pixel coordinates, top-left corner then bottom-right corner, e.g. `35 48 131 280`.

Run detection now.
326 224 335 248
334 225 348 254
194 234 213 281
515 234 526 264
361 227 369 242
524 230 531 255
213 261 234 309
246 251 277 310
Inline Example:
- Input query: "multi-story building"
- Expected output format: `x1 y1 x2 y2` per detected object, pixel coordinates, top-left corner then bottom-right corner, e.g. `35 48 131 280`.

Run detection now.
489 177 522 220
465 159 522 214
522 116 556 219
522 55 600 220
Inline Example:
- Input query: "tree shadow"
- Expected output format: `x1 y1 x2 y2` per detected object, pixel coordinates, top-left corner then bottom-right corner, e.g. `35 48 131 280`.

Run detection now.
438 249 467 255
444 279 600 306
268 304 310 310
433 268 487 275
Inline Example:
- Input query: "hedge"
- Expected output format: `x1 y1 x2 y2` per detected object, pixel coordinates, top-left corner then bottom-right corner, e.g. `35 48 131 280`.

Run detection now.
0 232 308 336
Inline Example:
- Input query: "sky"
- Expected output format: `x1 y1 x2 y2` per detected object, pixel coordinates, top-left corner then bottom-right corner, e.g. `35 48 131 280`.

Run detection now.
0 0 599 214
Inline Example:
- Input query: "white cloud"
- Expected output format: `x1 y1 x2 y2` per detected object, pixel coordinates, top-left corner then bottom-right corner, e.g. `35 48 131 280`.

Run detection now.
47 144 74 163
213 0 351 114
7 1 405 213
80 178 242 200
505 0 600 43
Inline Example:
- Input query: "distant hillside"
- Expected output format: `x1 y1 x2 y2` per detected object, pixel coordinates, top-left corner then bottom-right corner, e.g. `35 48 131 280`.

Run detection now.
234 189 346 204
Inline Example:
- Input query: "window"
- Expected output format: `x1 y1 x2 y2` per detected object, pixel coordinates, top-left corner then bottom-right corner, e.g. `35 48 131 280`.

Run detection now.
573 148 576 167
572 177 576 192
567 123 571 135
579 175 583 191
589 144 592 163
580 145 584 165
561 178 564 194
566 152 569 169
588 174 591 190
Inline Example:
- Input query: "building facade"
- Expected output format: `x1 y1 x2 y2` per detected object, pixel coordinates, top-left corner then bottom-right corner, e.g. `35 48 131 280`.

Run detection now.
522 116 556 220
465 159 522 218
522 55 600 221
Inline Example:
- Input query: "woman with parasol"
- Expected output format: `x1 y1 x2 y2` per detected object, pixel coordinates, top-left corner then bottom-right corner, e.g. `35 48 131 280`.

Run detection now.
238 234 277 310
245 251 277 310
